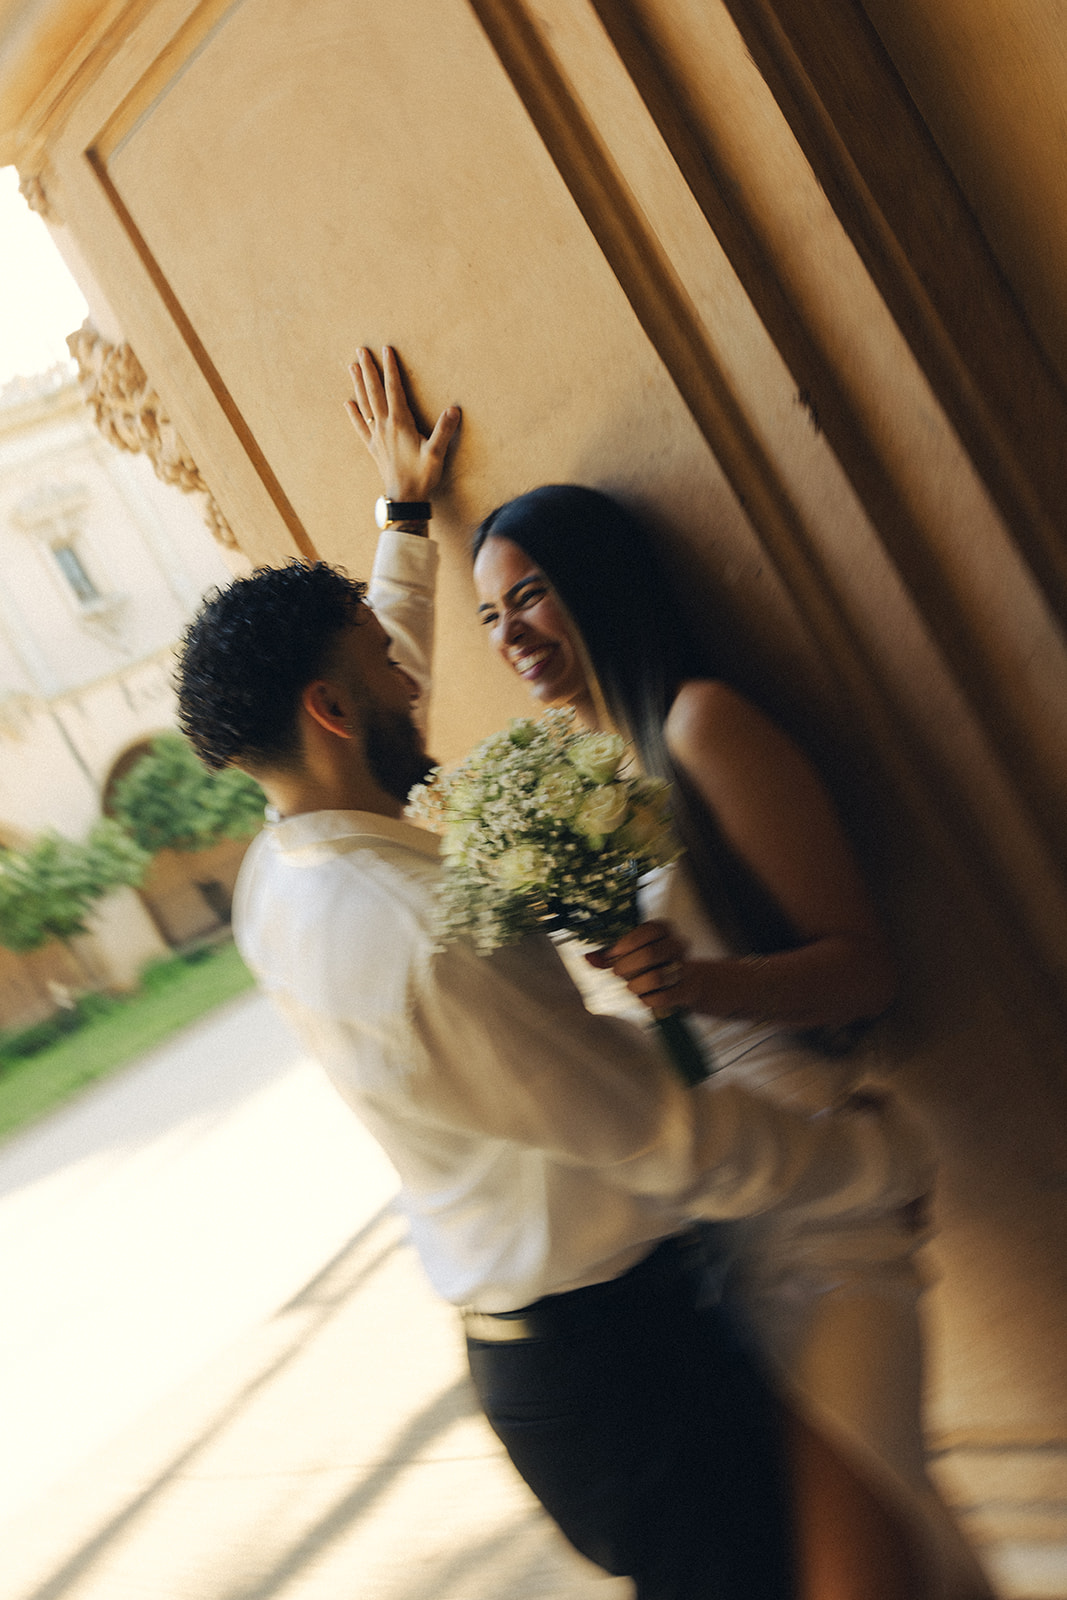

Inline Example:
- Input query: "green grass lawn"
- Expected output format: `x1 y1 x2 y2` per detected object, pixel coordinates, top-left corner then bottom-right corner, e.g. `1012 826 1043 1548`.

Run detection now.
0 941 258 1144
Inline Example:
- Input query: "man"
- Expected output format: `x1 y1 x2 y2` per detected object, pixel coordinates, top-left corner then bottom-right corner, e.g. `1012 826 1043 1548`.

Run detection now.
174 349 931 1599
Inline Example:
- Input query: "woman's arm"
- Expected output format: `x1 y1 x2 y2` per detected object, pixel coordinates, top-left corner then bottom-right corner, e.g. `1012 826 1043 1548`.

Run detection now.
600 679 897 1031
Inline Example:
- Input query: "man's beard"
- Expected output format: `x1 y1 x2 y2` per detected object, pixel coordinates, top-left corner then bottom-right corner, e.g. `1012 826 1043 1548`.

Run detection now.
363 704 436 804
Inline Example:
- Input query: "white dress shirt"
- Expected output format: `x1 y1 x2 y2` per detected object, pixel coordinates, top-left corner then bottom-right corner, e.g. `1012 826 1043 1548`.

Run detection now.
233 531 932 1312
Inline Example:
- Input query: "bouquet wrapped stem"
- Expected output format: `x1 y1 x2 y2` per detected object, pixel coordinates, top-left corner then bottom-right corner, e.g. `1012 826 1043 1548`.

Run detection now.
585 887 713 1087
650 1008 712 1088
410 710 716 1088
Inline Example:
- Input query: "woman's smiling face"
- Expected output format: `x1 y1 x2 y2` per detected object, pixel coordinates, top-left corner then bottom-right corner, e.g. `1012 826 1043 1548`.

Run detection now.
473 536 593 716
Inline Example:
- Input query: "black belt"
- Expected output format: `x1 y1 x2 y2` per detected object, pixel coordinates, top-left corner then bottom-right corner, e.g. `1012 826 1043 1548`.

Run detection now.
462 1305 561 1342
461 1227 728 1343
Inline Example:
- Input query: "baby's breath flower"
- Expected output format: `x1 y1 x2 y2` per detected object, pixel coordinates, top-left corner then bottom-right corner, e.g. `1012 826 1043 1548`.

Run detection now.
440 819 478 859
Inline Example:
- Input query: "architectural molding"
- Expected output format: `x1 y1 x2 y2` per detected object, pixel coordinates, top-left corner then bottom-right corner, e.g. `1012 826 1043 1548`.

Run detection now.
12 478 89 529
719 0 1067 613
66 322 240 550
16 166 54 220
0 0 148 167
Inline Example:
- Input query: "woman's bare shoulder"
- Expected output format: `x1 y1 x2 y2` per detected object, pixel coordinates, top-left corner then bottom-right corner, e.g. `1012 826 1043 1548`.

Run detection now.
664 678 885 945
665 678 778 764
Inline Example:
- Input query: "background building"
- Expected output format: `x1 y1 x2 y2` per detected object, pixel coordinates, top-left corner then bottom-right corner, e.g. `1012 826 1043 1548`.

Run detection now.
0 363 240 1026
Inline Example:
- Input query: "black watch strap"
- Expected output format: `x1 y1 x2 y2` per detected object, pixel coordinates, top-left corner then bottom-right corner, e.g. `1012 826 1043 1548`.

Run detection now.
376 496 432 528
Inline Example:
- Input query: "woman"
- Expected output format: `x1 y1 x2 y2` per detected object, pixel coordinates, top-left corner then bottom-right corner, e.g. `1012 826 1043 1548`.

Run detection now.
348 348 993 1600
471 491 993 1600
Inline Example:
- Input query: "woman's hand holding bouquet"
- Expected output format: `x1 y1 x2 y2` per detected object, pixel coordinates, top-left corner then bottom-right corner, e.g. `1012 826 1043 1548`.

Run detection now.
410 710 712 1085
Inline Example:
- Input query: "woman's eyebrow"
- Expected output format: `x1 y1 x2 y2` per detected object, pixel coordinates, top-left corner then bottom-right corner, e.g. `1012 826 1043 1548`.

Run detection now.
476 573 546 615
505 575 546 602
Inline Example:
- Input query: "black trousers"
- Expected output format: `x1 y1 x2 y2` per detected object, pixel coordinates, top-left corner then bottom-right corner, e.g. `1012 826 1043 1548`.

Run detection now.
465 1231 795 1600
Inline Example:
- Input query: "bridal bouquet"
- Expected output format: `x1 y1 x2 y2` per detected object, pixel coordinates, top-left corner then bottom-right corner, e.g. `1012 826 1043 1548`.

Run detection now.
409 709 711 1085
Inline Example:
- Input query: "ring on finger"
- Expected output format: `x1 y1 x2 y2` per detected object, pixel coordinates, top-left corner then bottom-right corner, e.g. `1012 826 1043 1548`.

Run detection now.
662 960 682 986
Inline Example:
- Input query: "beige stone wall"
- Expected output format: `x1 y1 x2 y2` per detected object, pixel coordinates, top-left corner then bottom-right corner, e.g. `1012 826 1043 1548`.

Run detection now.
1 1 1064 1589
0 890 167 1032
138 836 251 948
77 883 169 990
0 937 85 1030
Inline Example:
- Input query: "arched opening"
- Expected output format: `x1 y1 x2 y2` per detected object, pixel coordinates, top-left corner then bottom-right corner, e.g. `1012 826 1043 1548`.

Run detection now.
101 739 157 817
101 738 256 948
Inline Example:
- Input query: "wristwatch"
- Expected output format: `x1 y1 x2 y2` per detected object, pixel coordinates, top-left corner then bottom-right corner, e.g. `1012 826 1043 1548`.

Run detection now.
375 496 432 529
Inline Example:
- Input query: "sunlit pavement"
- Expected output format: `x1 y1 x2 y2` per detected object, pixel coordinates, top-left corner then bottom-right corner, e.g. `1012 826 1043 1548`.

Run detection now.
0 990 629 1600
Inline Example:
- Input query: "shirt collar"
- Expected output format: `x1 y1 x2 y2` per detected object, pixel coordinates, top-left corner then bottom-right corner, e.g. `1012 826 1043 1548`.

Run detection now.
266 808 442 861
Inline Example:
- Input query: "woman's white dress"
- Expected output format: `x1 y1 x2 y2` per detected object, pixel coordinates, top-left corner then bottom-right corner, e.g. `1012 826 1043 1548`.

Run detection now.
565 861 990 1598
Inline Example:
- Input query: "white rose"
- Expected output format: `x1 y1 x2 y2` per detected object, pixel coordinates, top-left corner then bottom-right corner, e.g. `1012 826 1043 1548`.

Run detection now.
617 802 680 865
573 783 630 840
493 845 551 889
566 732 625 784
617 802 660 852
535 762 583 819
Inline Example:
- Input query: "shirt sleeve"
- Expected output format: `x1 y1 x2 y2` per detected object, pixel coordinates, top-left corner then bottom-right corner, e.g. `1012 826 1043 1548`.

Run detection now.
382 928 936 1231
368 530 439 720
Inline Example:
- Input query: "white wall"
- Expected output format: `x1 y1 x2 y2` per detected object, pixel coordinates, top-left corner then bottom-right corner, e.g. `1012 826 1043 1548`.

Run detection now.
0 368 233 838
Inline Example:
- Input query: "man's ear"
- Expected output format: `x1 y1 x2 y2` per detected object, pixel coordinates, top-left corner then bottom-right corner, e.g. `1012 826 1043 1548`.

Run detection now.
302 680 355 739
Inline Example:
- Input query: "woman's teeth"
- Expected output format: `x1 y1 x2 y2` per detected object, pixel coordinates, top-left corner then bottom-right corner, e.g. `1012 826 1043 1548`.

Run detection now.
514 647 552 674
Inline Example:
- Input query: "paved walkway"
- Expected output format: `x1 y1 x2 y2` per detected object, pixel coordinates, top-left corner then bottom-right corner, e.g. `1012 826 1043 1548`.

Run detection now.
0 991 629 1600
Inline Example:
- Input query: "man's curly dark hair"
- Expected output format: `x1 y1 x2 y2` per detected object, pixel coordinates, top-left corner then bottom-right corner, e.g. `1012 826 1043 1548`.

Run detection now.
175 560 368 772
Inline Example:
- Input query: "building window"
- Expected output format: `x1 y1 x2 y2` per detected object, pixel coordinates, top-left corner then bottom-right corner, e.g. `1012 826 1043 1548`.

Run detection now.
52 542 100 605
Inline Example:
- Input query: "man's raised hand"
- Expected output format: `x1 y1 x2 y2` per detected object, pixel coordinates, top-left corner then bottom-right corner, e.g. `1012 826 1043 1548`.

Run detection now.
346 346 460 501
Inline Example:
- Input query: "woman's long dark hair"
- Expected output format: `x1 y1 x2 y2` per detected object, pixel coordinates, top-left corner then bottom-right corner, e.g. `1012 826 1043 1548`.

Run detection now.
473 484 803 959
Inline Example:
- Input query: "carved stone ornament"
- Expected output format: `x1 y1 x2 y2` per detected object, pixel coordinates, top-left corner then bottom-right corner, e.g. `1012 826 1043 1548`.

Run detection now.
17 169 54 222
66 323 240 551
